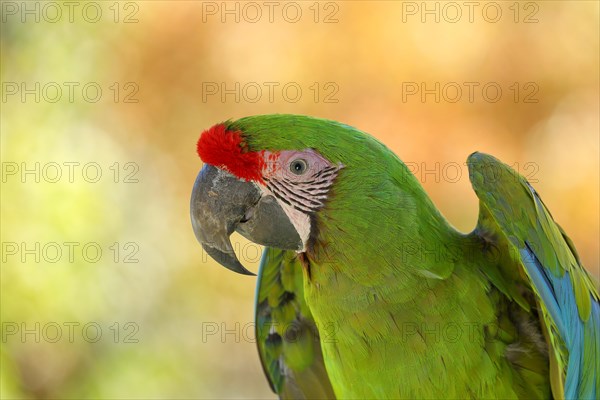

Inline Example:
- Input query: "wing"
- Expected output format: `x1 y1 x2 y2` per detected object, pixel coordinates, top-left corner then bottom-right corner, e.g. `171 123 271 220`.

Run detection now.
255 247 336 399
468 152 599 400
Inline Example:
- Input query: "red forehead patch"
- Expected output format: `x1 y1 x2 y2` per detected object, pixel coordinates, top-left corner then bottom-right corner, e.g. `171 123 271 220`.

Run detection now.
197 123 265 183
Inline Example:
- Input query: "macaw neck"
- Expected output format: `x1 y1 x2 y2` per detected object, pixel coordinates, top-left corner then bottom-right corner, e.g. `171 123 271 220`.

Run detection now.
305 180 466 300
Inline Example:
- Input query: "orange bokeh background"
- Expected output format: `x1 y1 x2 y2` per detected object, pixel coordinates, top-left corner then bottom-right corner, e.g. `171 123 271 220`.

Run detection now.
1 1 598 398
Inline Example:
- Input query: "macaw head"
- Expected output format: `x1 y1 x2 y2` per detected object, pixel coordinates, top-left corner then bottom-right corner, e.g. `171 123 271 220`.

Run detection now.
190 114 423 275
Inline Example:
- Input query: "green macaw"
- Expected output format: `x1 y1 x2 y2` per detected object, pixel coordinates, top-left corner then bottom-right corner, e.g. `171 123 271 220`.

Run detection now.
190 115 598 399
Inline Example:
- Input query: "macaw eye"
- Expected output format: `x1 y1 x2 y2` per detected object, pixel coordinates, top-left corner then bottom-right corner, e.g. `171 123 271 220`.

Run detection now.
290 159 308 175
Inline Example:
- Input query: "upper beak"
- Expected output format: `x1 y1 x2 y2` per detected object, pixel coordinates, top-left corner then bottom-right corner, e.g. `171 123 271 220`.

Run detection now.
191 164 302 275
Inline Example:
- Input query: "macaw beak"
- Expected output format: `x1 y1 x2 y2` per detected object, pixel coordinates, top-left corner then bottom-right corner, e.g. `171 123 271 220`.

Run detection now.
191 164 302 275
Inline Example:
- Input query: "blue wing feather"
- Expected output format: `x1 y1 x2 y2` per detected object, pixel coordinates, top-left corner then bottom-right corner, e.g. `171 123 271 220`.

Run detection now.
469 152 598 399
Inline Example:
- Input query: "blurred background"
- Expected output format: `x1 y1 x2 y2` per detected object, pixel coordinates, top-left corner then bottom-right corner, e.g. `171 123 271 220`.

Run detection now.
1 1 598 398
